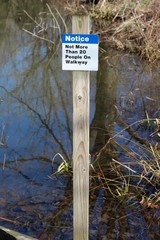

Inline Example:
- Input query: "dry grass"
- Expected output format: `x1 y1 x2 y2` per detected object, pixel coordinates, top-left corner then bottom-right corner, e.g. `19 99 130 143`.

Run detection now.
91 144 160 208
23 0 160 62
88 0 160 62
88 116 160 208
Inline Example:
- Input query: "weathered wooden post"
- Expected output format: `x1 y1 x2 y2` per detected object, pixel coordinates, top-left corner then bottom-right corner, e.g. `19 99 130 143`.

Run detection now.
62 14 98 240
72 15 90 240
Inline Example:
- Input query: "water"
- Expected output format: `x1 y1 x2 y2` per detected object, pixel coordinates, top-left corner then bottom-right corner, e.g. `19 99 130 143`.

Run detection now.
0 0 73 238
0 0 160 239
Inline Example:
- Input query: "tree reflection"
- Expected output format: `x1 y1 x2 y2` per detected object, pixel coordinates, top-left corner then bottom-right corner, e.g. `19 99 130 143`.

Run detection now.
0 1 73 238
88 49 160 239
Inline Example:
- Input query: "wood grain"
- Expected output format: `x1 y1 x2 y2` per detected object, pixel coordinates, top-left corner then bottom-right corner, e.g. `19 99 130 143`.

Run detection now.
72 15 90 240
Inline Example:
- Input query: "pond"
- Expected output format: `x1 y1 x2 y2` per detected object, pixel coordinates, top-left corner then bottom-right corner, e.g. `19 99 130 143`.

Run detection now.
0 0 159 239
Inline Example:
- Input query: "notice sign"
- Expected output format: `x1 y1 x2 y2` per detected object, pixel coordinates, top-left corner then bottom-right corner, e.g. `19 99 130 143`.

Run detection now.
62 34 99 71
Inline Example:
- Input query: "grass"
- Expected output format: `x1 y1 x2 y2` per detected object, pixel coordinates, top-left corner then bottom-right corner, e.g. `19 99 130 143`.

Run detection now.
52 147 160 209
92 0 160 62
66 0 160 62
51 116 160 209
23 0 160 62
91 118 160 208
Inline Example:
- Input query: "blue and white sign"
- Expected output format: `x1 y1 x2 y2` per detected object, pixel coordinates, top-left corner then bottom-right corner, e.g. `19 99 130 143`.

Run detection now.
62 34 99 71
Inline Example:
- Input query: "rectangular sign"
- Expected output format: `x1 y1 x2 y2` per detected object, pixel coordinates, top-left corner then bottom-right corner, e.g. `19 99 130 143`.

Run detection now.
62 34 99 71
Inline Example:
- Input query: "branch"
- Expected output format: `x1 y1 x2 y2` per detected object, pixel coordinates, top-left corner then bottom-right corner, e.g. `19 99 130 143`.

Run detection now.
23 28 55 45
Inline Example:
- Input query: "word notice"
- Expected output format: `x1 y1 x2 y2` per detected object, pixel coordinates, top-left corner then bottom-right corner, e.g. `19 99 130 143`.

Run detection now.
62 34 99 71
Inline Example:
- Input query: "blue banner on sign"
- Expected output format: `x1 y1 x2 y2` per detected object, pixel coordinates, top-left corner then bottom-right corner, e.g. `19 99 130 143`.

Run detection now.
62 34 98 44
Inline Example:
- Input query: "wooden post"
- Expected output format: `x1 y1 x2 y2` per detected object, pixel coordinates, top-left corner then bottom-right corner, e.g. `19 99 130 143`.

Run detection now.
72 15 90 240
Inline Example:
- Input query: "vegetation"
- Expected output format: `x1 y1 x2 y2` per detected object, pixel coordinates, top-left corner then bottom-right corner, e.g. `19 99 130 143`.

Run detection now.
39 0 160 210
67 0 160 62
21 0 160 62
0 0 159 238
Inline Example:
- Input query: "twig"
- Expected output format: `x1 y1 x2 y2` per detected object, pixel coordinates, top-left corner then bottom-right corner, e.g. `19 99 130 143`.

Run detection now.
112 158 137 173
0 216 16 224
54 7 68 34
23 28 55 45
46 3 62 39
113 14 144 36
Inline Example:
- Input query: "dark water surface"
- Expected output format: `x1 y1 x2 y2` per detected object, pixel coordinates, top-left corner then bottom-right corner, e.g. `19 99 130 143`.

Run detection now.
0 0 160 239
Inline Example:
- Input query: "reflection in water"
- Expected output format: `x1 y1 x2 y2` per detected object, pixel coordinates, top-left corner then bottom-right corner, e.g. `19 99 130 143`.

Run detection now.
90 51 118 154
0 0 73 238
0 0 160 239
89 49 160 239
